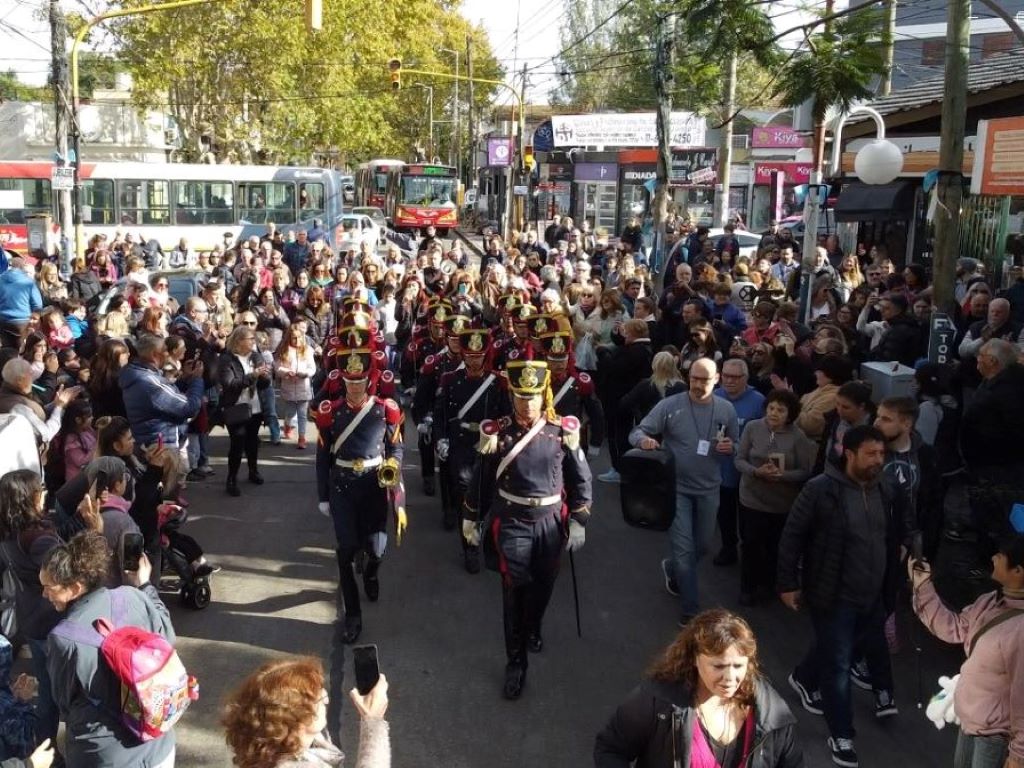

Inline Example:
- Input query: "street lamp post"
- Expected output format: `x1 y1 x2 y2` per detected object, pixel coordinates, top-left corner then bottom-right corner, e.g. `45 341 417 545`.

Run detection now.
798 105 904 324
412 83 435 160
439 47 459 175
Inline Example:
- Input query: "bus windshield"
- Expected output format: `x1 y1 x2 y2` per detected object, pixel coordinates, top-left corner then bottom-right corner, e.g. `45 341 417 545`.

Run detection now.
400 176 456 208
373 173 388 193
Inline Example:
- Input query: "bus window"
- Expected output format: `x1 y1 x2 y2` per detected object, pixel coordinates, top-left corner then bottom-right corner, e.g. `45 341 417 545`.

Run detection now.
173 181 234 225
401 176 456 208
82 179 115 225
0 179 51 224
146 180 170 225
298 182 324 221
239 182 295 224
118 180 170 226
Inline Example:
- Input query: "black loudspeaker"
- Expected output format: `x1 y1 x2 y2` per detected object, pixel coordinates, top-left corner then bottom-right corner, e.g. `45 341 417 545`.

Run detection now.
619 448 676 531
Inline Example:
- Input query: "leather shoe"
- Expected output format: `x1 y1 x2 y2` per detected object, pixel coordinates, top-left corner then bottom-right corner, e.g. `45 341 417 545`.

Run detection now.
363 573 380 602
464 546 481 574
341 615 362 644
527 632 543 653
226 479 240 497
423 476 435 496
502 663 526 700
248 471 265 485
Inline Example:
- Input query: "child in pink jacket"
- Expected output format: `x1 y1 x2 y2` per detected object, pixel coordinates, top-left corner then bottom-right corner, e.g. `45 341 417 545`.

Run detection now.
910 533 1024 768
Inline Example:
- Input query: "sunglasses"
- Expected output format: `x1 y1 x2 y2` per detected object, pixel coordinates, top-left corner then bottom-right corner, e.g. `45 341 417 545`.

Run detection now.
241 321 257 326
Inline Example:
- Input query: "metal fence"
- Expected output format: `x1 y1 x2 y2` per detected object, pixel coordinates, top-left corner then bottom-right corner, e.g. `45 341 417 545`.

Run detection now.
959 193 1010 282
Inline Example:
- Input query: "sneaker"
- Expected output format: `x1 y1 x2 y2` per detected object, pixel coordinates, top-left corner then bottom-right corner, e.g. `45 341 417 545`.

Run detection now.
597 469 621 483
849 659 872 691
296 437 307 450
197 465 215 477
827 737 858 768
788 673 824 716
874 689 898 718
283 426 293 440
185 469 206 482
660 559 680 596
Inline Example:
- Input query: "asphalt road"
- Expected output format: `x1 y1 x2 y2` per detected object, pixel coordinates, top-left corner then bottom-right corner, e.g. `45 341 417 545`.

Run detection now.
169 423 966 767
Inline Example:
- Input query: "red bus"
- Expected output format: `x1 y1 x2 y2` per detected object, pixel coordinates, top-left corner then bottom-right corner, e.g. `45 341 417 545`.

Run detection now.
355 159 404 210
385 163 458 235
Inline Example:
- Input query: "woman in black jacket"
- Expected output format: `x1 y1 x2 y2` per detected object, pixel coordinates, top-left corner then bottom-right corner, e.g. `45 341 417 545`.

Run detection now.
218 325 272 496
620 350 685 424
595 609 803 768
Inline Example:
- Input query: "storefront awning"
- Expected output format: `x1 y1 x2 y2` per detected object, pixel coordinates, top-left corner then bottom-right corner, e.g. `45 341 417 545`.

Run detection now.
834 180 918 222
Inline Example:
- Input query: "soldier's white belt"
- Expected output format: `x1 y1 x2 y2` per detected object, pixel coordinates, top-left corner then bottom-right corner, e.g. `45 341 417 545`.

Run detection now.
337 456 383 473
459 422 479 431
498 490 561 507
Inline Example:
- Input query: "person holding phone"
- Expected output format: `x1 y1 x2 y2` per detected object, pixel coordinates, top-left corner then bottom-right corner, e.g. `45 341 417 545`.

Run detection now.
223 657 390 768
218 326 273 496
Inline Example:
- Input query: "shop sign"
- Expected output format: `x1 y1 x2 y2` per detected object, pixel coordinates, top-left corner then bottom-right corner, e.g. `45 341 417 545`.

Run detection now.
754 162 813 185
551 112 706 148
751 125 805 149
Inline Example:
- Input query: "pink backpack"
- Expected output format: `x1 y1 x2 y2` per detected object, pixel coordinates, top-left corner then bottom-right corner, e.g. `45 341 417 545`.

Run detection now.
52 587 199 742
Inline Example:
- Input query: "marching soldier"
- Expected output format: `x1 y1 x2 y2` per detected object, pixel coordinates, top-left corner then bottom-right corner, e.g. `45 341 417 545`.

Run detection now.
492 303 535 369
410 300 455 496
434 327 508 570
463 360 593 700
315 347 406 644
540 330 605 458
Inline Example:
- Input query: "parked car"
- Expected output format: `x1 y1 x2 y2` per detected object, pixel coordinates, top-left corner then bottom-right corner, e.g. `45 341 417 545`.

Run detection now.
351 206 387 230
95 270 208 316
338 213 384 252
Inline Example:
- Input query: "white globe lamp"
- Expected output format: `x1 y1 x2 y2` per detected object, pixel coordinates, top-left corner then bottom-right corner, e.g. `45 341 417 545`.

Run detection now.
853 139 904 185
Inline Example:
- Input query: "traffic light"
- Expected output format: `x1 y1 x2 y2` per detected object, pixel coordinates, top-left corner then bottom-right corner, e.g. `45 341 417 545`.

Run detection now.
523 144 535 172
388 58 402 91
306 0 322 32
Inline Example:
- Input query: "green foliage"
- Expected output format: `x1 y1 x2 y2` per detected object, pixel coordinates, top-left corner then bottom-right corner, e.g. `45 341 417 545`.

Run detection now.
0 71 48 102
551 0 781 115
78 53 119 99
773 5 887 122
101 0 499 165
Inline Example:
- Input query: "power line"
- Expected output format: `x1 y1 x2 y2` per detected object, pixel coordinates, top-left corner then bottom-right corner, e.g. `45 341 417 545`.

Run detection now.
526 0 636 74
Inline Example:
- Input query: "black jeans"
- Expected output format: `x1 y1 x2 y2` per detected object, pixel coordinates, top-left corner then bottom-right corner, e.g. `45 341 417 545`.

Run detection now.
227 413 262 480
718 485 740 553
739 504 785 594
795 597 893 739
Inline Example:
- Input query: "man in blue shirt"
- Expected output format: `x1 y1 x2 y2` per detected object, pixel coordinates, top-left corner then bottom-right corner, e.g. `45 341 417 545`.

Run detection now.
0 257 43 349
712 358 765 566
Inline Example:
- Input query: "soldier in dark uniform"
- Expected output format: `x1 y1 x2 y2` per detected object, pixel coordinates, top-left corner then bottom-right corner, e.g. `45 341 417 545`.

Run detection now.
492 303 535 369
315 347 406 644
410 300 454 496
463 360 593 700
540 330 605 458
413 312 468 515
434 327 508 571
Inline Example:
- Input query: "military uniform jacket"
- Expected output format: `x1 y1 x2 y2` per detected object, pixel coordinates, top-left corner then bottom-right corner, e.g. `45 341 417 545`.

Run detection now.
492 335 533 370
433 368 509 451
550 372 605 448
315 396 404 503
466 416 592 524
412 348 462 423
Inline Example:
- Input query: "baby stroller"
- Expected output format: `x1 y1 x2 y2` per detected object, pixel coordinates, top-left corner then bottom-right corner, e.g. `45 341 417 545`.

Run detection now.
156 503 215 610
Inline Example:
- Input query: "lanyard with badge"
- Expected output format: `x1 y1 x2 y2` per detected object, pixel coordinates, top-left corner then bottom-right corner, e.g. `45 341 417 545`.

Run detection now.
690 400 717 457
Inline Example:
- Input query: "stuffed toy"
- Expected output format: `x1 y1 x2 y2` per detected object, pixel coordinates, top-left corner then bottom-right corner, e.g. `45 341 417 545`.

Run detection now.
926 674 960 730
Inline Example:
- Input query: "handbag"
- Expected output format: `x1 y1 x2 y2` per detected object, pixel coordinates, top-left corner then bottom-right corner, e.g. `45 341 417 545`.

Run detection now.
222 403 252 428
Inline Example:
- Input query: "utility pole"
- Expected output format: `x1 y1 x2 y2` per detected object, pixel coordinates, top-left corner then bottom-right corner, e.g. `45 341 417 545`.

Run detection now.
517 62 528 232
652 11 675 284
879 0 897 96
933 0 970 315
466 34 476 191
712 52 737 228
49 0 73 273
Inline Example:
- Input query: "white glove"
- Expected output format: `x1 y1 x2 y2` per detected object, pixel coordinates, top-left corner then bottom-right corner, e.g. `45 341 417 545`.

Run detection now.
417 417 433 437
318 502 330 517
462 520 481 547
926 674 960 730
436 438 450 461
587 446 601 459
566 520 586 552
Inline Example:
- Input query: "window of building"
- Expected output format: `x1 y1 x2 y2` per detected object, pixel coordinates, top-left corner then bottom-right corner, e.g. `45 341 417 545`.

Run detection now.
921 39 945 66
0 179 51 224
982 32 1016 59
81 179 114 225
239 182 295 224
172 181 234 225
118 180 170 226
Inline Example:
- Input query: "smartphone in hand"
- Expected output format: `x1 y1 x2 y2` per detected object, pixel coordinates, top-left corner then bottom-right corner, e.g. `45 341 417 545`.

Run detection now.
120 532 145 572
352 644 380 695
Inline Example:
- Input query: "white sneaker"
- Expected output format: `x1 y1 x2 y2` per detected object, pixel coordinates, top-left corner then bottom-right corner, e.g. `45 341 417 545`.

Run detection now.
597 469 621 483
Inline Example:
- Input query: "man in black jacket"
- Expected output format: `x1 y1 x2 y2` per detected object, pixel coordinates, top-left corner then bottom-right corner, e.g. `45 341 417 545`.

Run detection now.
596 319 652 483
869 294 923 367
777 425 911 768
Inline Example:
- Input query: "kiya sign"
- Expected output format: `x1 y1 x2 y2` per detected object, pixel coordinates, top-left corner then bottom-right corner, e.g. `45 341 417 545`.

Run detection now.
551 112 706 148
751 125 805 149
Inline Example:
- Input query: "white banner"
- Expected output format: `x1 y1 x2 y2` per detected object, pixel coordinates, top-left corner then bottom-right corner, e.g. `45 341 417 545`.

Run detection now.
551 112 706 148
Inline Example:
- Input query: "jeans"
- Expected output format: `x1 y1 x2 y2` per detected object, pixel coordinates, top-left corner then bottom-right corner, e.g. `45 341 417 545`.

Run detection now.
954 730 1009 768
667 490 720 616
279 398 310 440
227 413 262 480
28 637 58 743
795 597 892 739
260 387 280 442
718 485 739 554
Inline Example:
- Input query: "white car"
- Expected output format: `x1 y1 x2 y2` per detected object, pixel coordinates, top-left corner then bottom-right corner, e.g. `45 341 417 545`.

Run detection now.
351 206 387 229
707 228 762 260
337 213 384 252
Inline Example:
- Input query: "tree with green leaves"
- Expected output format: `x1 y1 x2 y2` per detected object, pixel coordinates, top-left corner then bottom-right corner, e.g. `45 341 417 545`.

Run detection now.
0 71 48 103
77 0 500 165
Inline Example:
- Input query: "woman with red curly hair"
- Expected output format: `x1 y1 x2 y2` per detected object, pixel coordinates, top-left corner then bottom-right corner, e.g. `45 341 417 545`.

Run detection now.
223 657 390 768
594 609 802 768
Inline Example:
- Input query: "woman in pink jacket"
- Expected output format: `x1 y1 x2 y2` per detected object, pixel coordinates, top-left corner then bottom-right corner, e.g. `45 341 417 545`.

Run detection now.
909 533 1024 768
